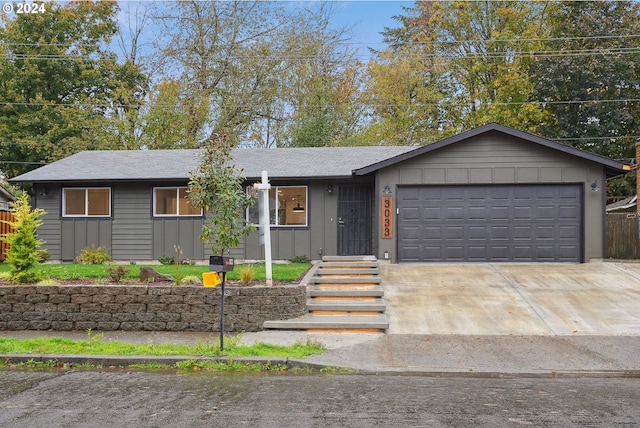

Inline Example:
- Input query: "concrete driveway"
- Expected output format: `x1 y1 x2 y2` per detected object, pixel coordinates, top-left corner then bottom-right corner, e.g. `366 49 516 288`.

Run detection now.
382 262 640 335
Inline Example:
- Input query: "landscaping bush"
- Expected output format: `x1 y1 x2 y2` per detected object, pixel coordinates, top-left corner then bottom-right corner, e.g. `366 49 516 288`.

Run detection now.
75 245 112 264
239 265 256 285
158 255 175 265
106 265 129 282
0 194 46 283
292 254 310 264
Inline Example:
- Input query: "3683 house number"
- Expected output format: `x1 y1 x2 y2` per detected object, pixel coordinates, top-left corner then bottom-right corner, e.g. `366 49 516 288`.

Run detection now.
382 197 393 239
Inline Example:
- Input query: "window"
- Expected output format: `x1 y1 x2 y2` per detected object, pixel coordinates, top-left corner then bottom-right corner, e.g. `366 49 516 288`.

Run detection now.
62 188 111 217
154 187 201 217
248 186 307 227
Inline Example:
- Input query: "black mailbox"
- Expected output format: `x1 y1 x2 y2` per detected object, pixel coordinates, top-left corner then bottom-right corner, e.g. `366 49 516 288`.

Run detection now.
209 256 235 272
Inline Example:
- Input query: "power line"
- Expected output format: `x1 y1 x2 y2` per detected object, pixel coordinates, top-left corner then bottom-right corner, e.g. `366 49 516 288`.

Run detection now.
3 97 640 109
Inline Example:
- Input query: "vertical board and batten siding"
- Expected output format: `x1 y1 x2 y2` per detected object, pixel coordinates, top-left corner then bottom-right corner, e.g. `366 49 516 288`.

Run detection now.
0 211 14 261
61 219 112 261
112 183 153 260
376 132 605 262
32 188 63 260
152 217 205 260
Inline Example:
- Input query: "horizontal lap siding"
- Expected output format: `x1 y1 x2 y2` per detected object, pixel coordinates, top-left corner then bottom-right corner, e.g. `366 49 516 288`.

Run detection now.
394 136 591 186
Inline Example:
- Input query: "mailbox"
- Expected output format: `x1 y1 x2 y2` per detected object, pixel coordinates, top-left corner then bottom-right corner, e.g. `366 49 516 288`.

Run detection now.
209 256 235 272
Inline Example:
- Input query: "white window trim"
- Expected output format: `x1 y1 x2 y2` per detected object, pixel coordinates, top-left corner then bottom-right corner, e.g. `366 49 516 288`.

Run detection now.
62 187 111 218
153 186 202 217
247 185 308 227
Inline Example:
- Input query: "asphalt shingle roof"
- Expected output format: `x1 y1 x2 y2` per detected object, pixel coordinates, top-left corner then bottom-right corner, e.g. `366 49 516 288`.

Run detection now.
10 146 417 183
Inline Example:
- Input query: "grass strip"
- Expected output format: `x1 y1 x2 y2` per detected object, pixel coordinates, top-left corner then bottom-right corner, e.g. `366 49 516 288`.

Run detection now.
0 335 325 359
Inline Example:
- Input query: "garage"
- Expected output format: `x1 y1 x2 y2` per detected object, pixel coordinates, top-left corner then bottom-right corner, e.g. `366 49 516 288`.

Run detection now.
397 184 583 263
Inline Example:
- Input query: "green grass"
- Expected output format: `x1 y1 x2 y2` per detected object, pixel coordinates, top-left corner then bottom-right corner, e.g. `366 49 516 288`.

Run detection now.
0 335 325 359
0 262 311 283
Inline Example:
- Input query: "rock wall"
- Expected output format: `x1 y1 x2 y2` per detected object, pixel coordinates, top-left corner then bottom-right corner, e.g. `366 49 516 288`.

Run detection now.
0 285 306 332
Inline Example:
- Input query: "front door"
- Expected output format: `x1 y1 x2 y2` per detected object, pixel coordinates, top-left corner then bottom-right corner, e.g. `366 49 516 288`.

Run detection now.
338 184 372 256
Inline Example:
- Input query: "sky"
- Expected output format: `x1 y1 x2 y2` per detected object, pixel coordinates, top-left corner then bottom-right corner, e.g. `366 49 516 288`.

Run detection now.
323 1 413 49
110 0 414 61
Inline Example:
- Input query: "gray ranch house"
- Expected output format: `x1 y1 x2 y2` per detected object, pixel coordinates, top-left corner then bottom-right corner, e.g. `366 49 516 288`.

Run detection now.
10 123 628 263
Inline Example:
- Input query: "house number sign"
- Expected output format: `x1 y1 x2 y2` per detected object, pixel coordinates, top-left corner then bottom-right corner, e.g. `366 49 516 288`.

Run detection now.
382 197 393 239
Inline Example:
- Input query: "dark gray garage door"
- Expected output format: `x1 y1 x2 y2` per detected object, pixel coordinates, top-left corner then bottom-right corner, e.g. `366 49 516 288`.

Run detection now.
397 184 582 262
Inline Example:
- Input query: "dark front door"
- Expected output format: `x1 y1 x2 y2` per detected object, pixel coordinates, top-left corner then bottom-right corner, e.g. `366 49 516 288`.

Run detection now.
338 184 373 256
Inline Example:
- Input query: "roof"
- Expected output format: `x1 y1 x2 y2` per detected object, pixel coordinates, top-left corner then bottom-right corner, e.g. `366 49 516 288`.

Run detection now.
9 123 631 183
606 195 637 212
0 186 15 202
9 146 417 183
354 123 630 176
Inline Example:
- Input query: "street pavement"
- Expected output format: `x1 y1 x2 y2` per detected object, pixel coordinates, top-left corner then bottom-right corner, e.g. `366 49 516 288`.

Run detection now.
2 262 640 376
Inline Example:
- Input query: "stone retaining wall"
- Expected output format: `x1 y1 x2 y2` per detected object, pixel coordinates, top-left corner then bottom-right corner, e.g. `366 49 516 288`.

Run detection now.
0 285 306 332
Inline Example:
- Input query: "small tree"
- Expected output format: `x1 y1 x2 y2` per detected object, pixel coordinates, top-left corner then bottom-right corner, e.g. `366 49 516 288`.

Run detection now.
188 130 255 256
0 194 46 283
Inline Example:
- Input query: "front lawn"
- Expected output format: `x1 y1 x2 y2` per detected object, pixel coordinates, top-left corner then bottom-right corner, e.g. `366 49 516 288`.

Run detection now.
0 262 311 283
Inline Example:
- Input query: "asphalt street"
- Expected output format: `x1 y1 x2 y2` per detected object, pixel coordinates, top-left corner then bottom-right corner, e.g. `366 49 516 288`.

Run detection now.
1 371 639 427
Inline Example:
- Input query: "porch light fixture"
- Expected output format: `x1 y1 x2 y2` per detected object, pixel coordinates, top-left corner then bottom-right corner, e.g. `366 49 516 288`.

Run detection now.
326 184 334 194
591 180 600 192
40 187 49 196
383 184 392 195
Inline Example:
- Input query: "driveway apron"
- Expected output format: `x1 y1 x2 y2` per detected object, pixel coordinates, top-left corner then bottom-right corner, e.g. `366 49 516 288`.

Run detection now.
382 262 640 336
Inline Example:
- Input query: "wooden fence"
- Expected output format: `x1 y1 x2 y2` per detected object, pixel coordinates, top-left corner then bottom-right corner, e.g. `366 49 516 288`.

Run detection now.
0 211 15 261
606 213 640 259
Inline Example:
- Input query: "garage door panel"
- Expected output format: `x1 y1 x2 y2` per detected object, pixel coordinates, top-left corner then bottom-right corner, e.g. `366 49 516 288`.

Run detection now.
397 184 582 263
559 205 579 219
400 207 420 220
445 206 465 220
558 225 579 239
468 206 488 220
446 226 464 240
422 207 441 220
491 206 510 220
513 225 533 239
491 225 510 240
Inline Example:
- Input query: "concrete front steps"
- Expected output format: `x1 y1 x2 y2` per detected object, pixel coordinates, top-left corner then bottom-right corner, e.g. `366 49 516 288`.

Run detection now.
263 255 388 332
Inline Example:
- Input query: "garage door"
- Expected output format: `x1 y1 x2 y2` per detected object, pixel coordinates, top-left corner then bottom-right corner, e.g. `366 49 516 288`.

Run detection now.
397 184 582 262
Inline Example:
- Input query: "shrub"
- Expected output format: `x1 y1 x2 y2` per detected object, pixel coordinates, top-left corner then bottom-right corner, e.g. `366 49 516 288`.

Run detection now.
76 245 112 264
239 265 256 285
0 194 46 283
106 265 129 283
181 275 202 285
158 255 175 265
292 254 310 264
36 249 50 263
